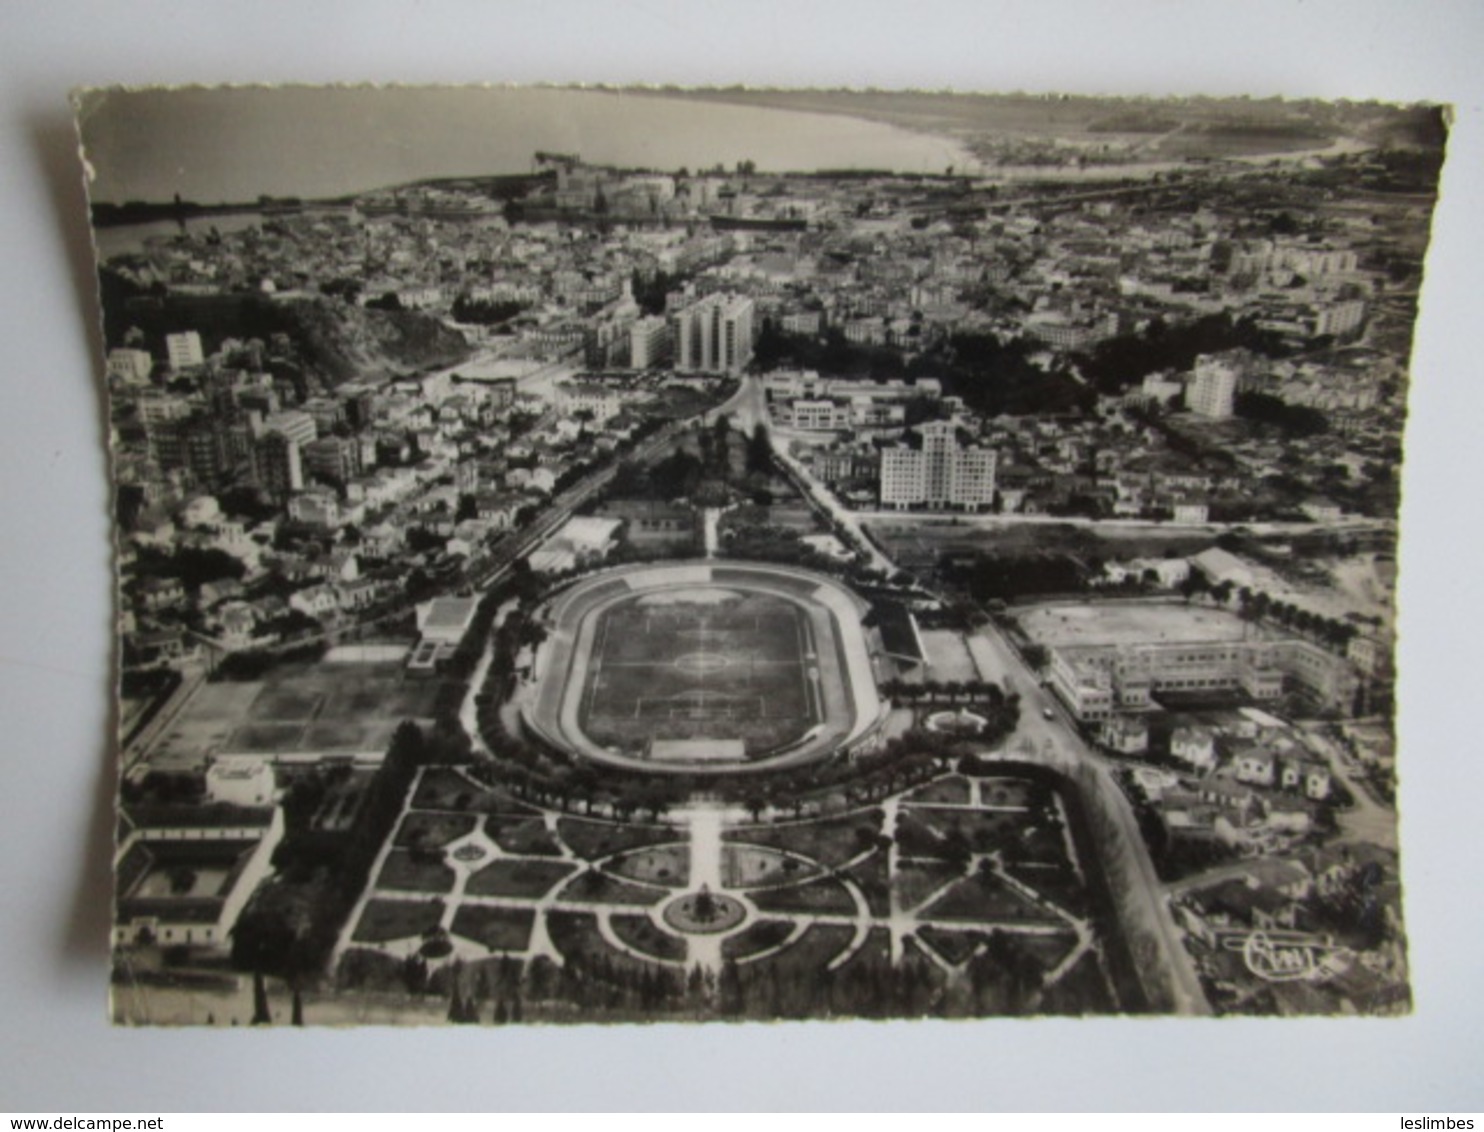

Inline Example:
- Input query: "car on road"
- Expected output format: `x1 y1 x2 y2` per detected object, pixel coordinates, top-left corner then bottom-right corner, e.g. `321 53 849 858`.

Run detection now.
1042 706 1056 720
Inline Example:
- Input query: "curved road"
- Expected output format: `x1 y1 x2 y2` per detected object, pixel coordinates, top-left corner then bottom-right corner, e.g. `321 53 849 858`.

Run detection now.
964 615 1212 1015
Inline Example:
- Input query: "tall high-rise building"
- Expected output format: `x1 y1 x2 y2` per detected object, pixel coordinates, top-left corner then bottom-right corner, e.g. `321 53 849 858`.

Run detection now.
341 389 378 431
252 431 303 505
146 412 232 489
106 348 154 385
630 315 672 369
184 418 226 488
303 435 364 486
670 294 754 374
880 421 997 510
1186 355 1239 419
259 410 317 448
1313 299 1367 340
165 331 205 371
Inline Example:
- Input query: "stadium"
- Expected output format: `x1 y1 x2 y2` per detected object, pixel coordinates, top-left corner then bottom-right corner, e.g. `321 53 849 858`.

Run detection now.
523 562 885 774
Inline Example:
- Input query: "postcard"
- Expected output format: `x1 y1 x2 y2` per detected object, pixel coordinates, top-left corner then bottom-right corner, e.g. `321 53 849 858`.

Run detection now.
78 86 1441 1024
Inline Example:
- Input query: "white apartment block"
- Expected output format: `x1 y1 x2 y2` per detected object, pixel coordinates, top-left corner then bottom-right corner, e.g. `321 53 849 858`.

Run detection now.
629 315 671 369
1187 354 1239 419
107 348 154 385
1313 299 1367 339
780 310 823 336
790 399 852 431
165 331 205 371
557 382 622 423
1230 241 1360 280
671 293 755 374
260 409 318 448
136 391 193 426
880 421 996 510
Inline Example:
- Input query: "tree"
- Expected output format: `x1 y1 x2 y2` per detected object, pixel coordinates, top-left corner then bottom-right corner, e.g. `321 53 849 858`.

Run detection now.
746 423 772 475
942 829 973 871
251 971 271 1025
1235 392 1329 438
365 291 403 312
1022 643 1050 674
321 277 363 304
719 958 743 1016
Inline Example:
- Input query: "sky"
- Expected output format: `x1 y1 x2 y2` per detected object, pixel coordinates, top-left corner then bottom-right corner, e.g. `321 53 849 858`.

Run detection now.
76 85 972 204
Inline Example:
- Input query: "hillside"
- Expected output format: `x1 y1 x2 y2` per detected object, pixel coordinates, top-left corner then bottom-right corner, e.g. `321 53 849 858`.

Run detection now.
99 271 471 390
273 296 470 386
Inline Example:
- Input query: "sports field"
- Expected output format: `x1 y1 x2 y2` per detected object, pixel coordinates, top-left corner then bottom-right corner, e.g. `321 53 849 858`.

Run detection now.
529 562 880 774
225 659 447 757
146 658 450 769
1018 600 1268 648
579 588 819 756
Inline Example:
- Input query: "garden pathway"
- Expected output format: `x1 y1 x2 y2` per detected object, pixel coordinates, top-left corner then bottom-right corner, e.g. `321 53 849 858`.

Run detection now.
702 508 721 557
678 803 726 973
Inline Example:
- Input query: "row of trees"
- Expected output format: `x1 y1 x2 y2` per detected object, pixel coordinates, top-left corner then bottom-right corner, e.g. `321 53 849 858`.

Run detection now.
348 922 1075 1022
231 719 437 982
1188 576 1362 652
874 678 1010 706
449 294 529 326
1074 312 1291 396
940 552 1091 603
1242 589 1360 651
132 545 246 591
720 942 945 1020
1235 391 1329 438
752 322 1093 420
740 719 1019 816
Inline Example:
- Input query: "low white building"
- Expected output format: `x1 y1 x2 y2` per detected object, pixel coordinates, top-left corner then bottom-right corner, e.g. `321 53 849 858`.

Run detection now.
528 515 622 574
416 596 480 646
113 804 283 954
206 760 276 807
1170 725 1218 772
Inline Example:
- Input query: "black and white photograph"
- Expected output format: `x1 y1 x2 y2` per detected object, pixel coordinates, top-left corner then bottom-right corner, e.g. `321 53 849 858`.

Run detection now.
77 84 1444 1027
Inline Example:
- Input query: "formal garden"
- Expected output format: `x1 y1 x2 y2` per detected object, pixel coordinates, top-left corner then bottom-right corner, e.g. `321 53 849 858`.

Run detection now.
329 755 1127 1021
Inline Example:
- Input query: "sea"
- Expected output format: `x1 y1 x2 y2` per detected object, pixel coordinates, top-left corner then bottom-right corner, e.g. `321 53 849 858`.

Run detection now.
84 87 977 252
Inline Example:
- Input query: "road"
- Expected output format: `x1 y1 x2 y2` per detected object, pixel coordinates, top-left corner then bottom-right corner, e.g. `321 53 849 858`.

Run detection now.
855 509 1395 540
462 413 698 591
1297 722 1398 851
716 374 897 574
121 660 208 771
953 611 1212 1014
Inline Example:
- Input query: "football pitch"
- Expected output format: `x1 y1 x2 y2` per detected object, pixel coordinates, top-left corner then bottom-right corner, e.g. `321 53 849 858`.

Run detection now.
579 590 819 755
225 661 448 758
